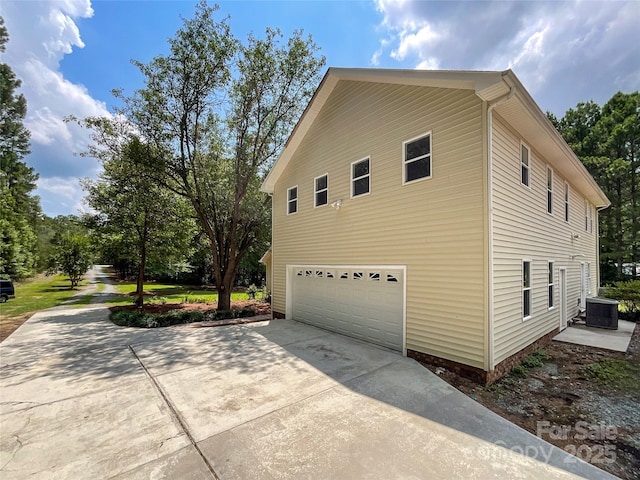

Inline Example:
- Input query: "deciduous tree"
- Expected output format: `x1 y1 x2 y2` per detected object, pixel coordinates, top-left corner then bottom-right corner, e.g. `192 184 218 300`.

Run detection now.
114 2 324 310
0 16 40 279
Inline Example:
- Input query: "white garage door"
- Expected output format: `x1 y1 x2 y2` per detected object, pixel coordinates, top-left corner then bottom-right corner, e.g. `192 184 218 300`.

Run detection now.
290 266 404 351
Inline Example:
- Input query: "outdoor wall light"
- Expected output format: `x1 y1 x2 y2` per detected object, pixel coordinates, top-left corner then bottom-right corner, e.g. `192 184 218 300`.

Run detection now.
331 199 342 210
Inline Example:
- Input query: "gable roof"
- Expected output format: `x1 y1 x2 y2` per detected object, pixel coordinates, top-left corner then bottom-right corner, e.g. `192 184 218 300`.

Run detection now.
261 68 609 208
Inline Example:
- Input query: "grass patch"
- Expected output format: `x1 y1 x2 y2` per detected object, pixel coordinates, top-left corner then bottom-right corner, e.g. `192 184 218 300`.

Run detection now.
0 274 89 319
109 307 257 328
583 358 640 394
110 281 260 306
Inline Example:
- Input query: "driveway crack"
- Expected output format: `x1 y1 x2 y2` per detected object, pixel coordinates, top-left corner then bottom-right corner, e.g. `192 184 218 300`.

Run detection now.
127 345 219 480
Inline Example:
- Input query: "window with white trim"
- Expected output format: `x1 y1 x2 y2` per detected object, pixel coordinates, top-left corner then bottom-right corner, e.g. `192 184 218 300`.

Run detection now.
351 158 370 197
521 143 530 186
314 174 328 208
548 262 554 309
403 132 431 184
547 167 553 214
584 199 589 232
523 260 532 320
564 183 569 222
287 186 298 215
589 204 594 233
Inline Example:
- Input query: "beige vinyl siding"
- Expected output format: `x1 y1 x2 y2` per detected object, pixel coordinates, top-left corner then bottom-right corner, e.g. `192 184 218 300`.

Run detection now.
491 115 599 365
272 81 487 368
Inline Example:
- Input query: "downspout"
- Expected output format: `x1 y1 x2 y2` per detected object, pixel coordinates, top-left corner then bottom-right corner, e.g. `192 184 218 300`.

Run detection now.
596 206 607 294
486 86 516 372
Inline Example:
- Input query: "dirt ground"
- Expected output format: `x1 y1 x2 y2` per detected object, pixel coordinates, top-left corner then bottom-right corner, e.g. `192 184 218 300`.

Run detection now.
423 324 640 480
0 314 30 342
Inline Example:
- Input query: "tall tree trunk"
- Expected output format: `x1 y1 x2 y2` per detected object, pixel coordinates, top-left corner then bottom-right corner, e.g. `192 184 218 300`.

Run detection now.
615 179 624 279
216 277 232 311
136 243 146 308
630 141 637 279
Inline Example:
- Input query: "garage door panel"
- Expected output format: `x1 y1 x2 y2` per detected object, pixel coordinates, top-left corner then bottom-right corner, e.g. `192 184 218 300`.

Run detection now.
291 266 403 351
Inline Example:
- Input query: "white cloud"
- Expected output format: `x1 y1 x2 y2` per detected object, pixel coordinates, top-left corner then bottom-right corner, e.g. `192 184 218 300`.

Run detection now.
37 176 89 216
0 0 109 216
391 23 440 61
373 0 640 115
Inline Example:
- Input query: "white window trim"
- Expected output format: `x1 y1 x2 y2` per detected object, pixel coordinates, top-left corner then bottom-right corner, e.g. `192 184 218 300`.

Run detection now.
586 262 592 295
286 185 298 216
314 173 329 208
564 182 570 223
520 141 531 188
584 198 589 232
402 131 432 185
548 261 555 310
351 156 371 199
589 204 594 233
546 166 553 215
522 259 532 321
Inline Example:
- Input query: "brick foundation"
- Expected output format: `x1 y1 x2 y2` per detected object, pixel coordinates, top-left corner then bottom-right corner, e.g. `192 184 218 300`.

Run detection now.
408 326 560 385
272 311 286 319
487 327 559 384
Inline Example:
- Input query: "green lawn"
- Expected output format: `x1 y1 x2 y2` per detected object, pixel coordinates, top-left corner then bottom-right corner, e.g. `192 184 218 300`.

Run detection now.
110 282 259 306
0 274 89 318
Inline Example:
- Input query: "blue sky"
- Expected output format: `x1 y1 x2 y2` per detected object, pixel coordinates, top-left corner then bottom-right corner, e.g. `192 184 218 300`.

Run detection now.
1 0 638 217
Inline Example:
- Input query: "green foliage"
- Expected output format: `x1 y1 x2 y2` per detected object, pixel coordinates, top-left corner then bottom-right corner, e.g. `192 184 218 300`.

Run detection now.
48 233 94 288
0 274 88 318
101 1 325 312
553 92 640 282
109 304 257 328
511 349 549 376
0 17 40 280
520 349 549 368
110 309 206 328
602 281 640 321
583 358 640 394
75 123 197 306
247 284 258 300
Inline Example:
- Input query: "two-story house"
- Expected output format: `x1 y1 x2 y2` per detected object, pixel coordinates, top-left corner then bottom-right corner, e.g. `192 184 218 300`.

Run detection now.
260 68 609 383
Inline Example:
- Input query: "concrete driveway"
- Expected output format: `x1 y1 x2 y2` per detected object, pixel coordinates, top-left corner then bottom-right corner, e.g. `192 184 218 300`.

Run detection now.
0 304 616 479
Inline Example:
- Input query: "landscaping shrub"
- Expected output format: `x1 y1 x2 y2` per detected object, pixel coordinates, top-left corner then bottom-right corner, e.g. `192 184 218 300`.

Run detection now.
110 309 206 328
247 284 258 300
521 349 549 368
510 349 549 376
237 308 255 318
602 281 640 321
215 309 235 320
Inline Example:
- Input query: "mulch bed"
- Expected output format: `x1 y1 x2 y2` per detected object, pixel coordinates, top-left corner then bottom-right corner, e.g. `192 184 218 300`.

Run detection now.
111 300 271 317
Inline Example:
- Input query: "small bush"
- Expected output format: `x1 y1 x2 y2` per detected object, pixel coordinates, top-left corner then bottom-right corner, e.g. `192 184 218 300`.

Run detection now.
110 309 206 328
216 309 235 320
236 308 255 318
521 349 549 368
260 286 271 304
247 284 258 300
602 281 640 321
511 365 527 376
